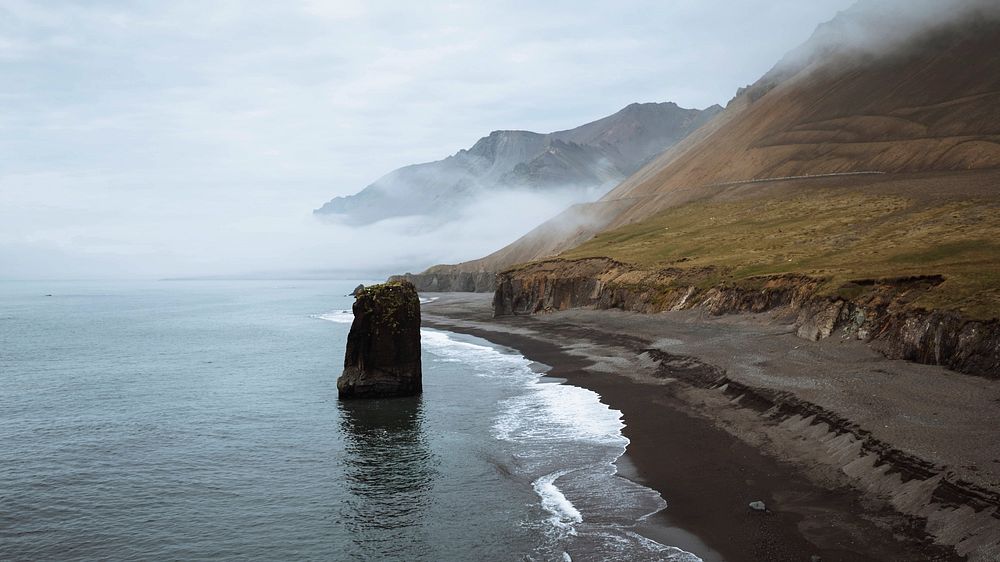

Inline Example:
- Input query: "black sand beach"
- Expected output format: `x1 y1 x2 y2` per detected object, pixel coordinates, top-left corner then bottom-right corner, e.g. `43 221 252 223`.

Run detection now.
423 293 999 561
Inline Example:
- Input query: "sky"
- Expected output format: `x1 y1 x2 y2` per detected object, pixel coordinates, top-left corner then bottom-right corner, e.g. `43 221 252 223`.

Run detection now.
0 0 857 279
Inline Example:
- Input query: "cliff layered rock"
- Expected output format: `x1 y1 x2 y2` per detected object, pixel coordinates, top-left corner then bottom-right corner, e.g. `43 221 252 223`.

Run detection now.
493 259 1000 379
388 270 496 293
337 281 422 399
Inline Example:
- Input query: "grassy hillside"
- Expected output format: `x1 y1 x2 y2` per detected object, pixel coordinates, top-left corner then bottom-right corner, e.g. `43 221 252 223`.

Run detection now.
560 172 1000 319
441 11 1000 280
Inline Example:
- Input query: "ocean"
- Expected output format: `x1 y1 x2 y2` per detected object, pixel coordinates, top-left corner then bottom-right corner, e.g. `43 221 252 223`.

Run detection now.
0 280 700 561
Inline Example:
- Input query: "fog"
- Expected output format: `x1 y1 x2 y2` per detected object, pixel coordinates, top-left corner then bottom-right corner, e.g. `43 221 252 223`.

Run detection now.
1 0 885 280
834 0 1000 52
0 169 608 279
775 0 1000 75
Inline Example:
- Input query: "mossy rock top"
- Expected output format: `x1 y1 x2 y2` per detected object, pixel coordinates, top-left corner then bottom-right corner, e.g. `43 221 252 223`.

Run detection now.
356 281 420 328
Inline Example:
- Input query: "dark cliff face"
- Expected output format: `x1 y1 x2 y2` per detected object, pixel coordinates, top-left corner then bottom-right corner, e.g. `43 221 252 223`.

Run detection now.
337 281 422 399
493 259 1000 379
388 271 496 293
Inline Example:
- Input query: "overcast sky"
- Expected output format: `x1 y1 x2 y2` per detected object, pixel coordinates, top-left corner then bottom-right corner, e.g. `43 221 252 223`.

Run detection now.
0 0 856 279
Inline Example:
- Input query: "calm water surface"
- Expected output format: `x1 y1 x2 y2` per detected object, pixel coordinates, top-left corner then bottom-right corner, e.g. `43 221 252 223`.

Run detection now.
0 281 698 561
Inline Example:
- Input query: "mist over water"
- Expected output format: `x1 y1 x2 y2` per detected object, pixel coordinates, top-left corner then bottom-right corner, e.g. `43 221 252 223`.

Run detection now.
0 1 863 280
0 174 605 279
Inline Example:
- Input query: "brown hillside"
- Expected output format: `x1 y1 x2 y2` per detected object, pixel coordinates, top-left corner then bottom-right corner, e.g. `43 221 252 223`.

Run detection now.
445 2 1000 275
604 10 1000 214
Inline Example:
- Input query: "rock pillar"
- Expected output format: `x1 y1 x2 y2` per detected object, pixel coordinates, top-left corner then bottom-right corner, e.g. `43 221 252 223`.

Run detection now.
337 281 422 399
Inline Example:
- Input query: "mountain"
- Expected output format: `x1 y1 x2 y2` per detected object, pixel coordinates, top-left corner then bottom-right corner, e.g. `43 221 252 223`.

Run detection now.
314 102 722 225
404 3 1000 559
405 0 1000 376
419 0 1000 278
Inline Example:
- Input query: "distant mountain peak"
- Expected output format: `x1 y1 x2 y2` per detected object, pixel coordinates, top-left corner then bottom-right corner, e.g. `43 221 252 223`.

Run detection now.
623 101 678 110
314 102 721 225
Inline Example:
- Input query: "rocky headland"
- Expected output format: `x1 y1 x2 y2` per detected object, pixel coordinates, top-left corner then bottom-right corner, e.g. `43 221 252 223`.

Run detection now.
389 269 496 293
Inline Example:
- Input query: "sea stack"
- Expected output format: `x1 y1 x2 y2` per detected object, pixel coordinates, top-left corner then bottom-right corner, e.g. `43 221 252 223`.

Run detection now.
337 280 422 399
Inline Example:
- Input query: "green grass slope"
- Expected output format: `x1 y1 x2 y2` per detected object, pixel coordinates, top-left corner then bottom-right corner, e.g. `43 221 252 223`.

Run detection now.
560 171 1000 319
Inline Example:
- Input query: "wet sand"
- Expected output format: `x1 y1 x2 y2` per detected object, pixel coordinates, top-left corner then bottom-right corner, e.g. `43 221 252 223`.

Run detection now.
422 293 1000 561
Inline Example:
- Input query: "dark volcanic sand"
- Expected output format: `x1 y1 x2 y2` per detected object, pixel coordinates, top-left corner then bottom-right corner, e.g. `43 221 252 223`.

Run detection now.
422 294 968 562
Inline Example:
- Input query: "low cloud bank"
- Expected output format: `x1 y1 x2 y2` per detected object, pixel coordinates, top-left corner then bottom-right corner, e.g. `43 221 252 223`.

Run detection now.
777 0 1000 72
0 172 605 280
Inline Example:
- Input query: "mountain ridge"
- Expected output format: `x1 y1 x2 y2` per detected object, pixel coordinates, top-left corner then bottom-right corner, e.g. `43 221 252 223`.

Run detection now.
404 3 1000 559
314 102 722 225
411 0 1000 283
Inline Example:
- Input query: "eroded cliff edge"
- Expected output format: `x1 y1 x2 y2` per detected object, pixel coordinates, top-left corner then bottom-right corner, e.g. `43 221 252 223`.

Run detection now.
389 270 496 293
493 258 1000 379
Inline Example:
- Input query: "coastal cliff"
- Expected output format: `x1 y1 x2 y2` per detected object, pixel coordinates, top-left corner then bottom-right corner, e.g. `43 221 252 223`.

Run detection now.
337 281 423 399
493 258 1000 378
389 270 496 293
425 290 1000 560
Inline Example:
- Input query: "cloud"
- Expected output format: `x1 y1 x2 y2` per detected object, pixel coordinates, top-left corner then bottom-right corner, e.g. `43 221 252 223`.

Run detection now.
772 0 1000 76
0 0 858 279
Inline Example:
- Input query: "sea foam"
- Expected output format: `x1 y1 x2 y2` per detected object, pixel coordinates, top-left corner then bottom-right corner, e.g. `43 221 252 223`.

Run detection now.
421 329 703 562
534 469 584 532
313 310 354 324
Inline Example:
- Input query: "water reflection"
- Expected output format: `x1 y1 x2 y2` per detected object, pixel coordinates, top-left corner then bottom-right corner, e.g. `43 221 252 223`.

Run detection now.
338 397 436 558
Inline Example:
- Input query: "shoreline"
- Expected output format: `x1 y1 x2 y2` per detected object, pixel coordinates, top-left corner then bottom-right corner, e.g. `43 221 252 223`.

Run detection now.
435 327 720 561
421 293 996 561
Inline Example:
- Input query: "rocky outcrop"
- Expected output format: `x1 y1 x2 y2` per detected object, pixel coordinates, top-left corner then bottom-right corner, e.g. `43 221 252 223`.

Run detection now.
337 281 422 399
493 259 1000 378
388 271 496 293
